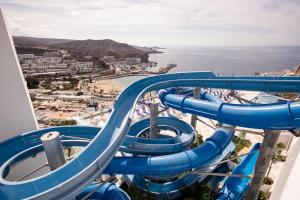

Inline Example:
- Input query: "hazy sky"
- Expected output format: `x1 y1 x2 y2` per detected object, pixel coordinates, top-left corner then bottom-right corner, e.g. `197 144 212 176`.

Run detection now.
0 0 300 46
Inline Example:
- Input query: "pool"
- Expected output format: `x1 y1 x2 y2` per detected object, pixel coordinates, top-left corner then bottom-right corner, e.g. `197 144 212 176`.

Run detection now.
252 92 281 104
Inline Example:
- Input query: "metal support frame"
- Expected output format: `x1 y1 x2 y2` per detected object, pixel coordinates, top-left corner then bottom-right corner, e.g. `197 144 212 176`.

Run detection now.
192 171 252 179
228 92 256 104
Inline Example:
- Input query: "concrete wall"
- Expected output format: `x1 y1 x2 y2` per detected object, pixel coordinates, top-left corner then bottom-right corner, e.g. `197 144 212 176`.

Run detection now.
0 9 38 141
270 138 300 199
270 138 300 200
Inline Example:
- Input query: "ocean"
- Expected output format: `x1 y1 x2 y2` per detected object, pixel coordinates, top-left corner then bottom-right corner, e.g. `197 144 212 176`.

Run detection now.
116 46 300 86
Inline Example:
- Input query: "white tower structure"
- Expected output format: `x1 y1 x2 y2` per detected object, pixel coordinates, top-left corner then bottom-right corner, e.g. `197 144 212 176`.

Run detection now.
0 8 38 141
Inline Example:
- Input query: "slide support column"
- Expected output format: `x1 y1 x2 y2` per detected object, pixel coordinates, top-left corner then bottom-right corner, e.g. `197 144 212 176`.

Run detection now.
191 88 201 129
41 131 66 171
150 102 159 139
245 131 280 200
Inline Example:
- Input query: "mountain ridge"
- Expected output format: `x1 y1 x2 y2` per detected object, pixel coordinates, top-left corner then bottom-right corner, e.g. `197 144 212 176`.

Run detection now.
12 36 156 62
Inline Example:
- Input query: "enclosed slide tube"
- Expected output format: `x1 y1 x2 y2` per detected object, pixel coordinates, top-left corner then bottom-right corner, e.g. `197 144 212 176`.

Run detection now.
217 143 261 200
1 72 300 199
158 89 300 130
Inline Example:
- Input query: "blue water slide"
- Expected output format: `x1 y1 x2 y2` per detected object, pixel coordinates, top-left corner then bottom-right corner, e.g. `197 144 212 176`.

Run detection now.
120 117 195 155
105 128 234 175
1 72 300 199
0 123 233 195
217 143 261 200
76 183 130 200
158 89 300 130
120 90 221 155
0 88 224 196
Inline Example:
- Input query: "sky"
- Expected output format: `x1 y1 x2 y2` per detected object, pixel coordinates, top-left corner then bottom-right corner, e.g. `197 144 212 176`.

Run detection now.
0 0 300 47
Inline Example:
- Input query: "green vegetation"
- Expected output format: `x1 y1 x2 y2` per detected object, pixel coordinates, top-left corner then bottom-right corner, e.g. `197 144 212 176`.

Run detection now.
257 190 270 200
42 77 52 89
230 151 240 164
233 132 252 153
39 75 79 90
63 76 79 90
25 76 39 89
175 181 217 200
266 142 287 177
122 181 217 200
76 91 84 96
263 177 274 185
122 184 156 200
47 119 77 126
191 131 204 148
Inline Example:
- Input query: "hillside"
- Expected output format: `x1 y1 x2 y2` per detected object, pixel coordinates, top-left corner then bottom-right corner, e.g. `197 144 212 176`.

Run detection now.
51 39 149 62
13 36 73 47
13 36 150 62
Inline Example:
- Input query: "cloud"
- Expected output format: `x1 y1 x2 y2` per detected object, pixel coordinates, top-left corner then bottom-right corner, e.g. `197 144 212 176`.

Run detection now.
66 10 79 16
263 0 300 10
0 0 299 46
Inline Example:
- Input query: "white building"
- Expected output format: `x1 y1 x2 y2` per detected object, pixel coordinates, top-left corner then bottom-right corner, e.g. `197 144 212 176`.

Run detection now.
48 63 68 69
23 59 33 65
36 57 62 64
103 56 115 62
126 57 141 65
76 61 94 69
18 54 34 61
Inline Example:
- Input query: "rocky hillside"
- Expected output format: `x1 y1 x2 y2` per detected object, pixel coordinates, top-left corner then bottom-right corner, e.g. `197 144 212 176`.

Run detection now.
13 36 150 62
51 39 149 62
13 36 73 47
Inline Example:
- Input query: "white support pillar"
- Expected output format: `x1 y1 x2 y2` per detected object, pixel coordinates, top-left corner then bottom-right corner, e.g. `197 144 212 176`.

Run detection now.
41 131 66 171
0 9 38 141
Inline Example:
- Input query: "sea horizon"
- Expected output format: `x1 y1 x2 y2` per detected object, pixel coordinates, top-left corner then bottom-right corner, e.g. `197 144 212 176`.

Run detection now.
150 45 300 75
116 45 300 87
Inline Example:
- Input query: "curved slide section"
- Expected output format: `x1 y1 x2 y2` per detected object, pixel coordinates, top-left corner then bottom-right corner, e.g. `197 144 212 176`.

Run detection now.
1 72 300 199
104 128 234 176
217 143 260 200
76 183 130 200
120 90 221 155
0 89 224 196
0 126 234 195
0 72 215 200
159 89 300 130
120 117 195 155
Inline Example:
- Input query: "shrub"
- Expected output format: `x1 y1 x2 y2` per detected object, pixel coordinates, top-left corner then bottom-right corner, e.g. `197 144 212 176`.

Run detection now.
233 135 252 153
191 131 204 148
25 76 39 89
277 142 286 150
76 91 84 96
263 177 274 185
257 190 270 200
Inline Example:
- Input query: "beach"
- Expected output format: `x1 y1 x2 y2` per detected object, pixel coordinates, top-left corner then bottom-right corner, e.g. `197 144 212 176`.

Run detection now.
88 79 124 94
